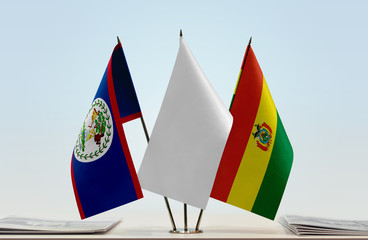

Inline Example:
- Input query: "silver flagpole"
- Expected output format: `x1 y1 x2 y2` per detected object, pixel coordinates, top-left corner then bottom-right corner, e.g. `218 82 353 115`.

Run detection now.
180 30 189 234
195 209 203 231
164 195 177 231
177 30 203 234
181 30 203 234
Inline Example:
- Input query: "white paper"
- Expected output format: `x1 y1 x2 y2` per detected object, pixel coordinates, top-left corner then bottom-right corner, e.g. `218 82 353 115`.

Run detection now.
280 215 368 236
0 216 119 234
138 37 232 209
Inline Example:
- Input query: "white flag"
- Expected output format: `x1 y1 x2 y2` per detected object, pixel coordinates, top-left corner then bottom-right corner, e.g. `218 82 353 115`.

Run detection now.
138 37 233 209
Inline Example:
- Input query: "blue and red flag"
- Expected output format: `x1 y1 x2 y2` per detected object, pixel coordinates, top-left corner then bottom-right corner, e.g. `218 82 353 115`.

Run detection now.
71 41 143 219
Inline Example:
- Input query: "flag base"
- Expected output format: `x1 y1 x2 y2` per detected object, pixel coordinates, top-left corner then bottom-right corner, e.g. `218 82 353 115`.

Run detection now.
169 229 203 234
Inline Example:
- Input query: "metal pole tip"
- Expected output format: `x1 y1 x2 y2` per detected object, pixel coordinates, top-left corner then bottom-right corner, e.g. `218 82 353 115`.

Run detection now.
180 29 183 37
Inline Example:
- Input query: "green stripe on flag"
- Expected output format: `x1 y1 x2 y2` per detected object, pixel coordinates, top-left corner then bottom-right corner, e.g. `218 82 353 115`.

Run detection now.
251 111 293 220
229 93 236 110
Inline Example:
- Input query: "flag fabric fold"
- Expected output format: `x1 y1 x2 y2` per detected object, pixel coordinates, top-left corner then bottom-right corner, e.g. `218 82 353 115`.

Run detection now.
138 37 233 209
71 42 143 219
211 44 293 220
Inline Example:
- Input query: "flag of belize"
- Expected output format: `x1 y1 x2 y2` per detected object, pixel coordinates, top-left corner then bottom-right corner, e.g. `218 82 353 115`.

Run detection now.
71 41 143 219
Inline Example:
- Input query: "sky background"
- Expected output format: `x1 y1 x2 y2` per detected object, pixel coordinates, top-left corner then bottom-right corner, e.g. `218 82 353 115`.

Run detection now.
0 0 368 224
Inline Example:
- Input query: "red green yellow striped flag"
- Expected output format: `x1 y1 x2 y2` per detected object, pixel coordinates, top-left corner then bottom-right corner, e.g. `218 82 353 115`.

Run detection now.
210 43 293 220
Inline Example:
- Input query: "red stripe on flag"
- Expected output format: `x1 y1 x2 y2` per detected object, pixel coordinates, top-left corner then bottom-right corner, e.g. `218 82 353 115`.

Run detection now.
211 46 264 202
121 112 142 124
107 59 143 199
114 43 122 52
71 157 85 219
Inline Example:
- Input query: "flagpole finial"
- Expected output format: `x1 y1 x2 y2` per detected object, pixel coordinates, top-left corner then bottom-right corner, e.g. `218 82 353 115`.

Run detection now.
117 36 121 45
180 29 183 37
248 36 252 46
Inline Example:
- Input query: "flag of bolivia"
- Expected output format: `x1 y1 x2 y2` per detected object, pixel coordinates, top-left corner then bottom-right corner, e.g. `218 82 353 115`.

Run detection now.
211 41 293 220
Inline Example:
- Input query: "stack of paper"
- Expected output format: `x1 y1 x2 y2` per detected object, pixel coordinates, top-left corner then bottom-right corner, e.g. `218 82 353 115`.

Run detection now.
0 216 119 234
280 215 368 236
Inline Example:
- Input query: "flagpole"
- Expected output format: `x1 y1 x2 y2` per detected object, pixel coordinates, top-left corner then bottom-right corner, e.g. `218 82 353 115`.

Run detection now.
229 36 253 110
195 209 203 231
241 36 252 70
180 29 189 233
184 203 188 232
139 116 150 143
180 29 204 234
164 195 177 231
180 29 190 233
179 29 190 233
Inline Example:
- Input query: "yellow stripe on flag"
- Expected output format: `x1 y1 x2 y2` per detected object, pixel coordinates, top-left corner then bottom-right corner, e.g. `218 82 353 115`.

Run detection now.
227 78 277 210
233 69 243 95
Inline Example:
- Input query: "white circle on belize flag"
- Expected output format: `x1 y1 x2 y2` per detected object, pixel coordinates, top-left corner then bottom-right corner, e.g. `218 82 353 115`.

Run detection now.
74 98 114 163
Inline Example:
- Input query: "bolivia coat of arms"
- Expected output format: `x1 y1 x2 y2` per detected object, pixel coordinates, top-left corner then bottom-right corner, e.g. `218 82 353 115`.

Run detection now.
252 122 272 151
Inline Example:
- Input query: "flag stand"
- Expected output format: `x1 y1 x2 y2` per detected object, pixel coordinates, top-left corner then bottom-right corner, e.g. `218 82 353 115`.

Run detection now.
169 204 203 234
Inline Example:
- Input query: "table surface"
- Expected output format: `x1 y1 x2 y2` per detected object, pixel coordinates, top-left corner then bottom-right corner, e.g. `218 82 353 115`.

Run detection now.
0 213 367 240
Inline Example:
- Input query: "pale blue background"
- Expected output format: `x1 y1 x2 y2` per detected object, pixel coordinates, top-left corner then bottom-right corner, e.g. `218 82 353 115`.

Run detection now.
0 0 367 223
